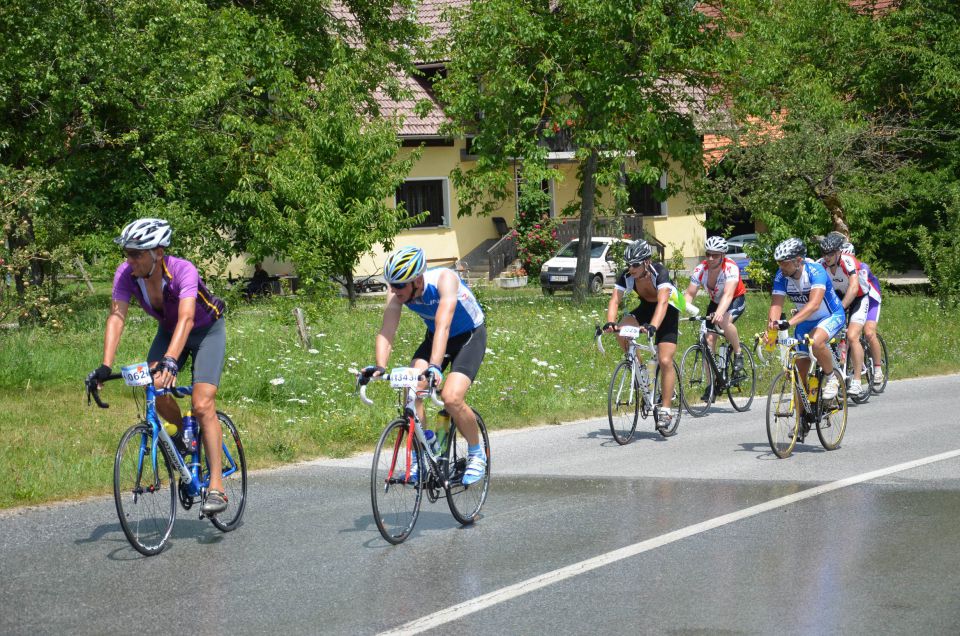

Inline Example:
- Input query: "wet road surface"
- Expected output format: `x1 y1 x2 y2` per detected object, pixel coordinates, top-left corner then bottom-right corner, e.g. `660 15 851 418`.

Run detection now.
2 374 959 634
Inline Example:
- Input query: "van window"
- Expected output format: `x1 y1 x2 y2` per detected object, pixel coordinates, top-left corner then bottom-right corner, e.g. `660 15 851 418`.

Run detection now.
556 241 606 259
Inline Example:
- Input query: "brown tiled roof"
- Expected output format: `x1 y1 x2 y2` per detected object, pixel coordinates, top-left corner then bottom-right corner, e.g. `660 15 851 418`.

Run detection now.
416 0 471 45
374 74 447 137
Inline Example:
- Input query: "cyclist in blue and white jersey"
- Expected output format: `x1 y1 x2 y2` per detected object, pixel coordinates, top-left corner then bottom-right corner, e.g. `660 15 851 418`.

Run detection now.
843 242 885 387
766 238 846 400
358 246 487 485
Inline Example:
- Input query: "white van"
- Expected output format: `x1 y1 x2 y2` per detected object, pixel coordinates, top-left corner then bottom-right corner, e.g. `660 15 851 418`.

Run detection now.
538 237 624 295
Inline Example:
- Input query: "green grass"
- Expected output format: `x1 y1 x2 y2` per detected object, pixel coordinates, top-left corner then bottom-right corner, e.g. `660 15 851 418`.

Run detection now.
1 283 958 509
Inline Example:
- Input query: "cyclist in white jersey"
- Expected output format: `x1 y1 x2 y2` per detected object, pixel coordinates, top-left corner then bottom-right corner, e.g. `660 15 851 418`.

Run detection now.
767 238 846 400
683 236 748 384
359 246 487 485
818 232 869 397
843 242 885 387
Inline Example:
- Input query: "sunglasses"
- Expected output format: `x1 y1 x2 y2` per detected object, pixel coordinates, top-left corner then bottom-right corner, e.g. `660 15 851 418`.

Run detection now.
389 282 408 291
627 261 645 269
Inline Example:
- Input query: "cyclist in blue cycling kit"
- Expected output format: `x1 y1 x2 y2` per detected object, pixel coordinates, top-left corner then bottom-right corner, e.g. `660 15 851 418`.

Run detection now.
767 238 845 400
359 246 487 485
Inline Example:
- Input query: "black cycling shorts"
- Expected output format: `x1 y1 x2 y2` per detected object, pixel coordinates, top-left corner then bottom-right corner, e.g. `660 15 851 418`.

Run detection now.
706 295 746 330
412 324 487 382
628 302 680 345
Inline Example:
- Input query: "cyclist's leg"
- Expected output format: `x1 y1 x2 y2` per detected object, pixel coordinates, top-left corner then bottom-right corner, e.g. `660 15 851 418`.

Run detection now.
793 320 817 390
190 319 227 509
808 313 845 399
846 297 868 385
444 325 487 483
653 307 680 411
717 295 746 356
864 299 883 379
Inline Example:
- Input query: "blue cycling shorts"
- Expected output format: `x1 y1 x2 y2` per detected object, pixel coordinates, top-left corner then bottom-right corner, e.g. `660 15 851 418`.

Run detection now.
794 312 845 354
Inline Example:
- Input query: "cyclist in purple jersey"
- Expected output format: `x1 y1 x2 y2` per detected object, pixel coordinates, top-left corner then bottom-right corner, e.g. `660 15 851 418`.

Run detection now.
842 242 885 386
87 218 229 515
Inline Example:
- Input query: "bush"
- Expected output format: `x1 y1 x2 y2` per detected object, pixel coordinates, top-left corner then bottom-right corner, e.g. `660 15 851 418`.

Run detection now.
917 194 960 309
513 211 559 279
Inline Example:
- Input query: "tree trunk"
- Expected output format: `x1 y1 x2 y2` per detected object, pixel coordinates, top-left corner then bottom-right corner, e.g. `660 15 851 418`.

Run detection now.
573 149 599 304
820 193 849 236
345 271 357 307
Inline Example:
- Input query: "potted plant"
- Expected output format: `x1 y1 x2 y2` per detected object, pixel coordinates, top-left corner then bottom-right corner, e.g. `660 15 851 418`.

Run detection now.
497 265 528 288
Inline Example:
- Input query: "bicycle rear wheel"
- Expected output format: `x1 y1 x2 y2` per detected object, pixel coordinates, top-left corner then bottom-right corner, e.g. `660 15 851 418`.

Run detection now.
653 361 682 437
371 418 423 544
766 371 799 459
866 333 888 394
679 344 712 417
726 348 756 412
607 360 640 444
445 409 490 525
208 412 247 532
114 424 176 556
817 369 848 450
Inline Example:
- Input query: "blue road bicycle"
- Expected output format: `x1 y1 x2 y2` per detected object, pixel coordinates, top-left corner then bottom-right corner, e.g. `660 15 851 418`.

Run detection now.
86 363 247 556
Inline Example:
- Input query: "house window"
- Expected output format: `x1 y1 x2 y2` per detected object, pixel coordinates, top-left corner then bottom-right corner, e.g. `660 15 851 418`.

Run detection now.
396 179 447 227
627 172 668 216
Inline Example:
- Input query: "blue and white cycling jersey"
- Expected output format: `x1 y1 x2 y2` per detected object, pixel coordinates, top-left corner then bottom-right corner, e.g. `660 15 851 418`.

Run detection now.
405 268 484 336
772 259 845 320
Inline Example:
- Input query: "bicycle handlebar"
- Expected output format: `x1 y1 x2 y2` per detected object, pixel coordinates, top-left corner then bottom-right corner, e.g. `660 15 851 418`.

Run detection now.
356 373 445 409
85 367 192 409
594 324 656 356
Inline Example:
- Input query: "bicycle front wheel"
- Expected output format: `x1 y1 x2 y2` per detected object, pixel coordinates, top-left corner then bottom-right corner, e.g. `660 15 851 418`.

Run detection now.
208 412 247 532
371 418 423 544
654 361 682 437
114 424 176 556
727 348 756 412
766 371 799 459
446 408 490 525
679 345 712 417
817 368 848 450
608 360 640 445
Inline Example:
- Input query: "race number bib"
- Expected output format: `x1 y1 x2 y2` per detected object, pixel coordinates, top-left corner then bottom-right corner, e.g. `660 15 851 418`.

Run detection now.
121 362 152 387
390 367 421 389
619 325 641 339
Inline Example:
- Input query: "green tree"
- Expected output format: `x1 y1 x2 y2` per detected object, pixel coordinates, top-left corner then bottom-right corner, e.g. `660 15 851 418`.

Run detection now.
436 0 722 302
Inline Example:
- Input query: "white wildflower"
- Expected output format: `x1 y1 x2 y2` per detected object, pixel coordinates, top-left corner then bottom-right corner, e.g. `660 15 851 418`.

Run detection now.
270 377 285 386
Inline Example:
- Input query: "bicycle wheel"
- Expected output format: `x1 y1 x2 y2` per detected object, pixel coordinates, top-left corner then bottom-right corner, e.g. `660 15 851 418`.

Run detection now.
607 360 640 444
726 348 756 412
445 408 490 525
817 368 848 450
867 333 888 394
766 371 799 459
114 424 176 556
679 345 712 417
653 361 682 437
371 418 423 544
208 412 247 532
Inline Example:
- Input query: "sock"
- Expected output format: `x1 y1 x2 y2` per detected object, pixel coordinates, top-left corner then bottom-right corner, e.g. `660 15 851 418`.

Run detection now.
467 443 485 459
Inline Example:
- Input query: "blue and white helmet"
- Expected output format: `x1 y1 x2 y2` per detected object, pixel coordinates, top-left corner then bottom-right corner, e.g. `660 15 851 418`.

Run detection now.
383 246 426 284
114 218 172 250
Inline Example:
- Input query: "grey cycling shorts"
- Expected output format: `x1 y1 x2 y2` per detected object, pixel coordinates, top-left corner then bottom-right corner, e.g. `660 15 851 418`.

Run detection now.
148 318 226 387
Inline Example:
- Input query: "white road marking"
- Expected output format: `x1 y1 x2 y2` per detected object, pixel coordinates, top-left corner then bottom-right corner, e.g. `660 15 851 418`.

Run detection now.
380 449 960 635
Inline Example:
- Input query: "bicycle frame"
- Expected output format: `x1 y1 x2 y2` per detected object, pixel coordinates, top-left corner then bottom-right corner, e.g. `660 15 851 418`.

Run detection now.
690 317 730 387
596 325 658 410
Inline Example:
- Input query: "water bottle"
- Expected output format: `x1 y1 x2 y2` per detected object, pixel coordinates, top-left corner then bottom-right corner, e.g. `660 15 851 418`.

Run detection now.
162 420 179 438
717 344 728 369
434 410 450 454
808 376 819 403
424 429 438 455
764 327 778 352
182 411 199 454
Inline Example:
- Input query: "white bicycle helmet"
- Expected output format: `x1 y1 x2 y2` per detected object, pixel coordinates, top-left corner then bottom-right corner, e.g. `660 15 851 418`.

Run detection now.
114 218 172 250
841 242 855 255
774 237 806 261
704 236 729 254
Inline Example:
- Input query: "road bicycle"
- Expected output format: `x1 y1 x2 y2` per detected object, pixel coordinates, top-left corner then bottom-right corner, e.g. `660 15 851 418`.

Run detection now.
358 368 490 545
830 327 874 404
595 324 682 444
86 363 247 556
762 330 849 459
678 316 756 417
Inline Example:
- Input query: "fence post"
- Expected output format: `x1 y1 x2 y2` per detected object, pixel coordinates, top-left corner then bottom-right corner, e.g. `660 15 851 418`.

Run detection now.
293 307 310 348
74 258 95 294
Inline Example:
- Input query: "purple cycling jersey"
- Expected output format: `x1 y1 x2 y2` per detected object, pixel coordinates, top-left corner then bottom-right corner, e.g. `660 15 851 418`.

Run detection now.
112 255 225 332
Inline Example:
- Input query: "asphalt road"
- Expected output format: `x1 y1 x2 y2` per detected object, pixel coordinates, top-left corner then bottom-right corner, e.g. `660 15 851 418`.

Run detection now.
2 374 959 635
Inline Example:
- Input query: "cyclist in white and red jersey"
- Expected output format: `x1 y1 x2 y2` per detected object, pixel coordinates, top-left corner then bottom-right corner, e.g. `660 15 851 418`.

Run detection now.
358 246 487 485
843 242 885 387
87 218 229 515
683 236 747 386
818 232 869 398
